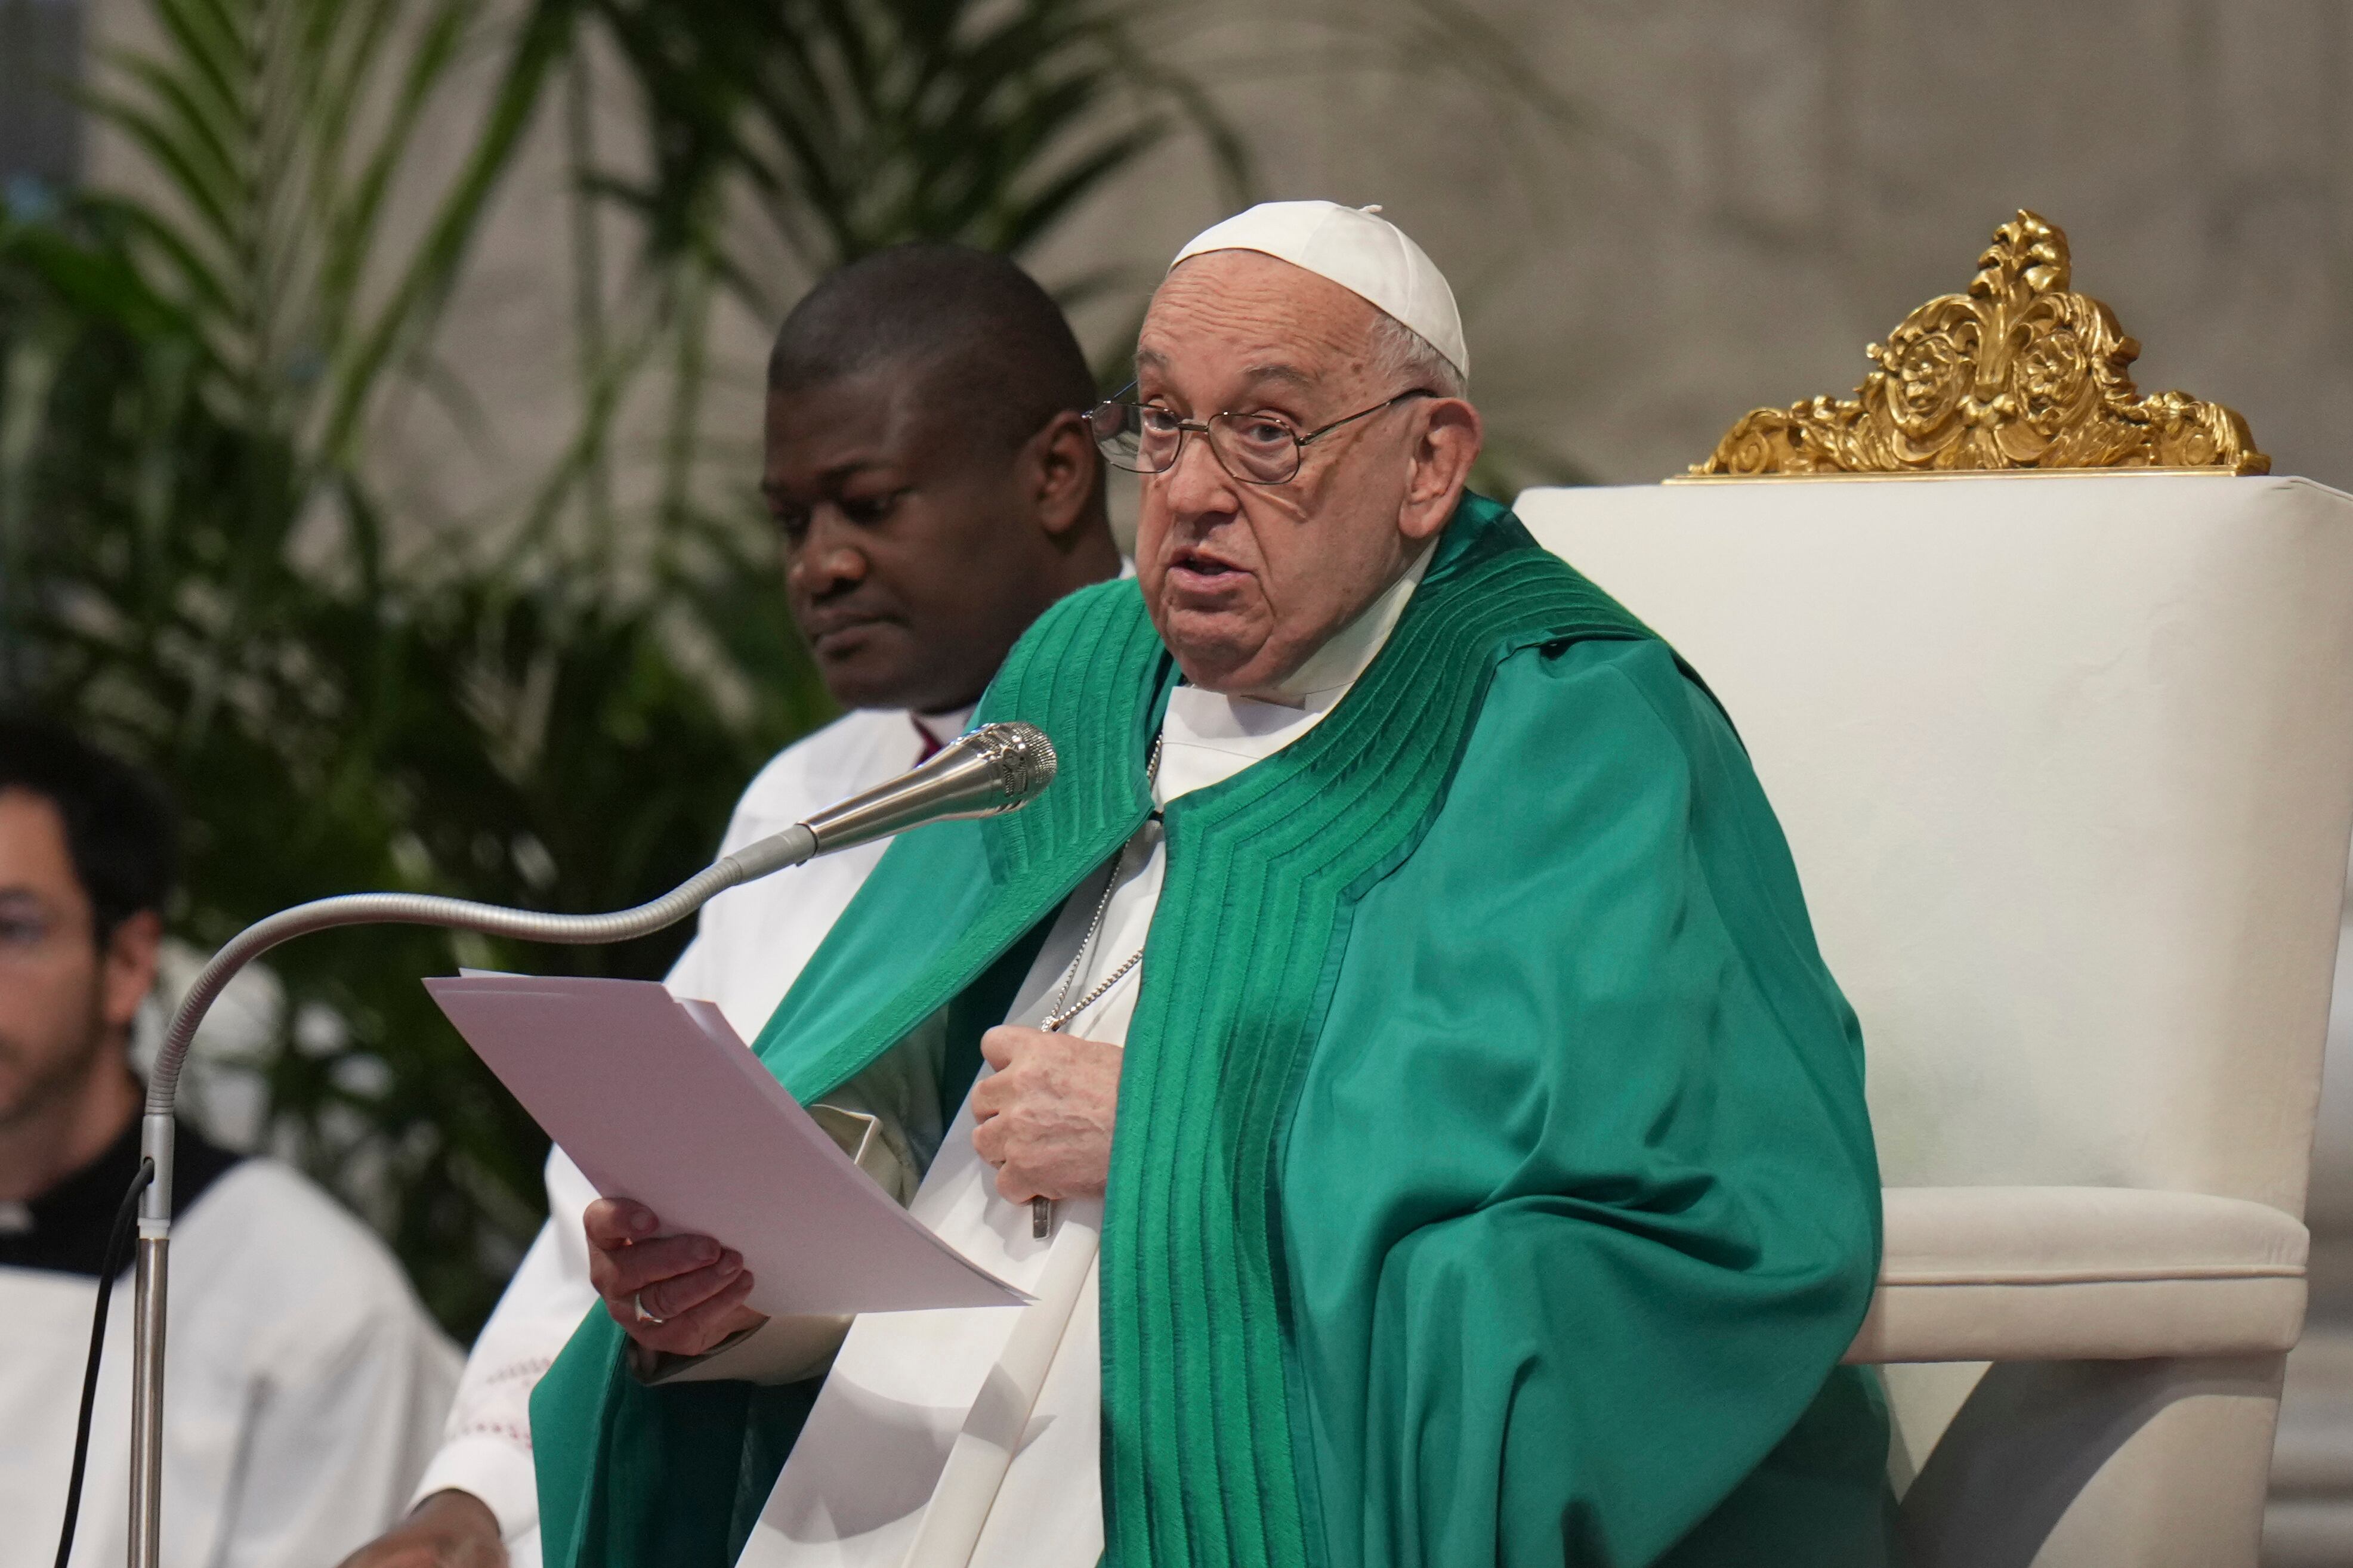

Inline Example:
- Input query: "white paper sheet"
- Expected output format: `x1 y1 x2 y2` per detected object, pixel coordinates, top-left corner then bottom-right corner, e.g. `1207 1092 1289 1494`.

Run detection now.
425 974 1024 1317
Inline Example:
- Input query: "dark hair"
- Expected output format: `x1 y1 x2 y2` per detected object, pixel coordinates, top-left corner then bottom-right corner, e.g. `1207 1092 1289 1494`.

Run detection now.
0 714 179 942
767 243 1100 452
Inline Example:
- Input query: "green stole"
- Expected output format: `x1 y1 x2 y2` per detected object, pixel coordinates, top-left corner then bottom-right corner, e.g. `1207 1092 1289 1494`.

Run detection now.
531 492 1668 1567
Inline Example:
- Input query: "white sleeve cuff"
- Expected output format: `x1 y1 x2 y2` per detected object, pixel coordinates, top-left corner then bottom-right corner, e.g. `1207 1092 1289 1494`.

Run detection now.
410 1432 541 1542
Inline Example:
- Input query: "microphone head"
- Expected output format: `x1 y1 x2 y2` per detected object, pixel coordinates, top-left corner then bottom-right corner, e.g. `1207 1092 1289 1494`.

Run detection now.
796 719 1060 856
962 721 1057 808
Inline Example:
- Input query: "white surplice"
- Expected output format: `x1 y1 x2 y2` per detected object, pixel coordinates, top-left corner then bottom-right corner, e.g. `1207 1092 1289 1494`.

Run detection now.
742 547 1431 1568
415 706 972 1565
3 1161 460 1568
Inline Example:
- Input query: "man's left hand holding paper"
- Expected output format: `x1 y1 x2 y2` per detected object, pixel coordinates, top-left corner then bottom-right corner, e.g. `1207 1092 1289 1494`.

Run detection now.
585 1199 764 1359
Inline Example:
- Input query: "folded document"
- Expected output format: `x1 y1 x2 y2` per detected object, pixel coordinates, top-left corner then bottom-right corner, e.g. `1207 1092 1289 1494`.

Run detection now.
427 973 1026 1318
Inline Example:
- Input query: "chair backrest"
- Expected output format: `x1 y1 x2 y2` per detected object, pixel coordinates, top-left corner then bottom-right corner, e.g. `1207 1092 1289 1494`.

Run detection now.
1517 475 2353 1217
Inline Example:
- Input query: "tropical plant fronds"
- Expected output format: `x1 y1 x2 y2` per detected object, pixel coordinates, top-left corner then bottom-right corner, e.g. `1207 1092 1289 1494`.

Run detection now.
578 0 1255 304
0 0 829 1335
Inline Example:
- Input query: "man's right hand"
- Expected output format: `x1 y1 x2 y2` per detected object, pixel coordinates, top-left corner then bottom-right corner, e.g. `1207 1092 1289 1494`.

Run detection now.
585 1197 767 1359
335 1490 504 1568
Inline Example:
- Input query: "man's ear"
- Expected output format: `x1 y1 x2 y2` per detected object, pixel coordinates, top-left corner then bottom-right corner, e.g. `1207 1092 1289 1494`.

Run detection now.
1026 410 1100 540
1398 397 1483 543
100 910 162 1036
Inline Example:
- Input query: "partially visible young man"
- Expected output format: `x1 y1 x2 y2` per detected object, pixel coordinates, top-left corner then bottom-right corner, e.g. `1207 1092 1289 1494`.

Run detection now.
0 717 461 1568
348 243 1122 1568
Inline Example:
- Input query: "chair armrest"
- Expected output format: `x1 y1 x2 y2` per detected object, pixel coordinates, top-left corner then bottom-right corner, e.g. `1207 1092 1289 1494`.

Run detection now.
1844 1186 2308 1364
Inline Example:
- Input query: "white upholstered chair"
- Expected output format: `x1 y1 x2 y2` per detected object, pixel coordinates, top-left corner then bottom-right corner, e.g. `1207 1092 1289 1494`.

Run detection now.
1519 473 2353 1568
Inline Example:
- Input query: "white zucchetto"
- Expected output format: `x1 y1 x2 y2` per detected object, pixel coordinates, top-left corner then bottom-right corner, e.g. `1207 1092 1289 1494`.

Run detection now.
1169 200 1468 383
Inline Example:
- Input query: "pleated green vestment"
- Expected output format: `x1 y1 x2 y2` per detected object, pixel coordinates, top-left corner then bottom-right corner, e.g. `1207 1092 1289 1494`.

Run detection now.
530 494 1894 1567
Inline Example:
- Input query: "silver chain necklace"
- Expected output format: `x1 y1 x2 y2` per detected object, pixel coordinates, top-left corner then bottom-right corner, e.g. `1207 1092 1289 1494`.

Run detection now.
1041 736 1161 1034
1029 738 1160 1238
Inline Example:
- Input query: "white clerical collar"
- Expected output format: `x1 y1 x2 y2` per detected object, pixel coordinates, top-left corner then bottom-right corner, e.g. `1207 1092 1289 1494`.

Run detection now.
1155 540 1435 805
1263 537 1436 706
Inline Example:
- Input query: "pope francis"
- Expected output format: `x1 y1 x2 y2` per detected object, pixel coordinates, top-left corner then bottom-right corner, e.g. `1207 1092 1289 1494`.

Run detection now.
532 202 1891 1568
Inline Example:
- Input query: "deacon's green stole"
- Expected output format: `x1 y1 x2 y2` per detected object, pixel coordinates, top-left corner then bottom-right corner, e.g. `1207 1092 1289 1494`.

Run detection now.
533 491 1669 1568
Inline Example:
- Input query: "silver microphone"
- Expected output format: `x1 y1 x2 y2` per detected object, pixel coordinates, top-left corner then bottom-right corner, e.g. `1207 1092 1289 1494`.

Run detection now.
798 718 1058 857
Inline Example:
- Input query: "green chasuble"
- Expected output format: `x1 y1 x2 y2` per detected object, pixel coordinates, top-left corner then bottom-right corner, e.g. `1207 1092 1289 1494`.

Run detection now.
530 493 1894 1567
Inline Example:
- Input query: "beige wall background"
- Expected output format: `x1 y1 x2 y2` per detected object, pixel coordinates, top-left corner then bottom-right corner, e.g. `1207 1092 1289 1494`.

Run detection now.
1040 0 2353 492
925 0 2329 493
86 0 2340 543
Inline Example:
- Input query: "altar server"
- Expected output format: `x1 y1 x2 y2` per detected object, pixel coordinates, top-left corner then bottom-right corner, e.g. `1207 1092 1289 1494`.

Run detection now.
349 243 1122 1568
0 719 459 1568
547 201 1893 1568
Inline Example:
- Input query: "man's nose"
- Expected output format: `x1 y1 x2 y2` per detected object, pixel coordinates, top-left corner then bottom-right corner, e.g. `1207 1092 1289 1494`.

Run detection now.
788 512 867 598
1157 425 1241 519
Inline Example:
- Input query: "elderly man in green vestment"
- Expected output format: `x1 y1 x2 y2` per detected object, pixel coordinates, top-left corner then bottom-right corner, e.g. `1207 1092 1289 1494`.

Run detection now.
531 201 1892 1568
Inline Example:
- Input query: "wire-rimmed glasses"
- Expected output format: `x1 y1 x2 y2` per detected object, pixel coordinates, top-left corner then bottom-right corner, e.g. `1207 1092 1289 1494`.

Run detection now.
1085 388 1433 486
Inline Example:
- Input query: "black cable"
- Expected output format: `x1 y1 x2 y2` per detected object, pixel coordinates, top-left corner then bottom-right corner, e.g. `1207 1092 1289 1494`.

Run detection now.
54 1155 153 1568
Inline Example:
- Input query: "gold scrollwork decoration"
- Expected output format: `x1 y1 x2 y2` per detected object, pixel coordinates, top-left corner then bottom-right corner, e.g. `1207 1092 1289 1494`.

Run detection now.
1688 210 2268 477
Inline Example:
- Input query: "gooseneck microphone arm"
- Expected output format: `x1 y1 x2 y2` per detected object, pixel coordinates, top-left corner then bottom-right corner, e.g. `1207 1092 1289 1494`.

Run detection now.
110 720 1055 1568
123 842 814 1566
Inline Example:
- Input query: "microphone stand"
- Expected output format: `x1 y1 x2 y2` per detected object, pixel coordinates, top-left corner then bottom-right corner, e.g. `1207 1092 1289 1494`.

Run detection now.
126 825 818 1566
122 720 1054 1567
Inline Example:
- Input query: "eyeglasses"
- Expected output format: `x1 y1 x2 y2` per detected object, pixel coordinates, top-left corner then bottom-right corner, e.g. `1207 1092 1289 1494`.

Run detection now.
1085 388 1434 486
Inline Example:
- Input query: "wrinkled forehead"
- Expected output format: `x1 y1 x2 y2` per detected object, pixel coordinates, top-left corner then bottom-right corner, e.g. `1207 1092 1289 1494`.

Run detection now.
1138 251 1386 400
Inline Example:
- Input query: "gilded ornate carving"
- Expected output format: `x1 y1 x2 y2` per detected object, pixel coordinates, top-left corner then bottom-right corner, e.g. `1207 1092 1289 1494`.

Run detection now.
1688 211 2268 477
